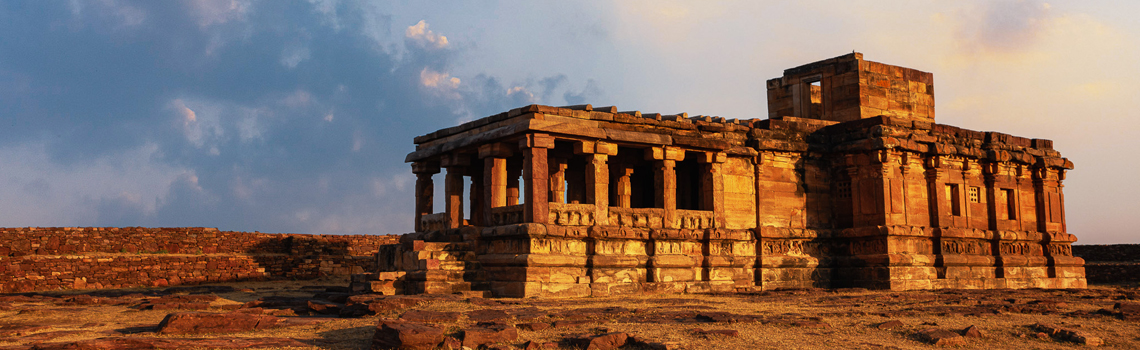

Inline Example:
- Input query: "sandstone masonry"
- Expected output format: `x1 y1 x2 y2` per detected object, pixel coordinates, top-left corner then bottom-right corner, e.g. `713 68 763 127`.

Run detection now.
0 227 397 293
357 53 1086 297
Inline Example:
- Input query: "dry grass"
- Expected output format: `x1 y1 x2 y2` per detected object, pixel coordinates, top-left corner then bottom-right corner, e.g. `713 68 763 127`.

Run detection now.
1 279 1138 349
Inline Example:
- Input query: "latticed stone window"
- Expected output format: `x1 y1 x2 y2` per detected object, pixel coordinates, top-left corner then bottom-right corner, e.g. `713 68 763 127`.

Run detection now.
837 181 851 199
968 187 981 203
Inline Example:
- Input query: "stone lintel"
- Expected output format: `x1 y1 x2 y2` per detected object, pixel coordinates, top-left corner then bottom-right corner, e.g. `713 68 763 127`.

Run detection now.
411 161 440 174
478 143 515 159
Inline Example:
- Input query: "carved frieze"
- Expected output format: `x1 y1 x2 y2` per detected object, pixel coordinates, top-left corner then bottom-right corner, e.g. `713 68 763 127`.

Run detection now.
997 241 1043 256
1046 243 1073 256
849 238 887 255
940 239 991 255
549 203 596 226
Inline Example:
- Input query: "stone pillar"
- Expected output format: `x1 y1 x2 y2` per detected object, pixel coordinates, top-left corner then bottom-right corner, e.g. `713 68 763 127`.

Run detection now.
444 166 465 229
550 158 567 204
521 133 554 223
578 140 615 225
656 159 676 218
412 161 440 232
648 146 683 227
616 168 634 209
589 155 609 224
480 143 513 225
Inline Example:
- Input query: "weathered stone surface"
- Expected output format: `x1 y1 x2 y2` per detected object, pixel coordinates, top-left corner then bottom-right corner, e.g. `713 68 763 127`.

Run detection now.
155 312 282 335
461 324 518 348
372 321 445 350
516 322 551 331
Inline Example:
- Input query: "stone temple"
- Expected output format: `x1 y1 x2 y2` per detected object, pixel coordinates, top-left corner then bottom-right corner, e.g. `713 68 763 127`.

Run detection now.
358 53 1086 298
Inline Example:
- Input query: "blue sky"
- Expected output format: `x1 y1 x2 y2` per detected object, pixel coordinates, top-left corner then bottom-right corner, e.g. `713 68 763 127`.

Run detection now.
1 1 1137 244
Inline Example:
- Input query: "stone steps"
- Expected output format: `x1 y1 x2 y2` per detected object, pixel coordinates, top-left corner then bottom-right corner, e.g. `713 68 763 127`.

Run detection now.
354 238 491 296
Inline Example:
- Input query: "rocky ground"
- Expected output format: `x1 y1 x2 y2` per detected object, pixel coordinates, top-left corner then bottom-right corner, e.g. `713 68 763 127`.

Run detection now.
1 278 1138 349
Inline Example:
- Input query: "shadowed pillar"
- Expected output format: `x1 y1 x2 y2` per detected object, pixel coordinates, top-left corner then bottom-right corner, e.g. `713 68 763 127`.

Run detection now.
444 166 465 229
412 161 440 232
480 143 513 225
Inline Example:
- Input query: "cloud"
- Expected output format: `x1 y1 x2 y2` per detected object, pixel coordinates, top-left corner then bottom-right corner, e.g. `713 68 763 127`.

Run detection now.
420 68 461 89
947 0 1057 59
0 2 548 234
187 0 250 28
68 0 147 29
173 98 197 124
405 20 449 49
563 79 603 105
0 142 189 226
280 45 311 68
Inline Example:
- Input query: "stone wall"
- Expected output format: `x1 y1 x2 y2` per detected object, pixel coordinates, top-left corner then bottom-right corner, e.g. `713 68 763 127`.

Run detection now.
0 227 399 293
1073 244 1140 284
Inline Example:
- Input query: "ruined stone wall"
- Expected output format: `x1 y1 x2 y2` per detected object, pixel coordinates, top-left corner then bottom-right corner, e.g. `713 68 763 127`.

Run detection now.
0 227 399 293
1073 244 1140 284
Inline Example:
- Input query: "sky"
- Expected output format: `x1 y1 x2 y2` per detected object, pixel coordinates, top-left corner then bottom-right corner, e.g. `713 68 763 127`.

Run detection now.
0 1 1137 244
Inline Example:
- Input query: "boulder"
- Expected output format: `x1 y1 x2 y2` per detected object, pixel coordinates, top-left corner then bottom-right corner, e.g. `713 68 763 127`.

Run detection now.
876 320 904 329
962 325 983 338
1032 323 1103 346
462 324 519 348
372 321 444 350
568 332 630 350
916 329 967 346
516 322 551 331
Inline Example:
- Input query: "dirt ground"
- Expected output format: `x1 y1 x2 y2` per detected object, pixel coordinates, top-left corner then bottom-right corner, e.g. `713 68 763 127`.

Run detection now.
1 278 1138 349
